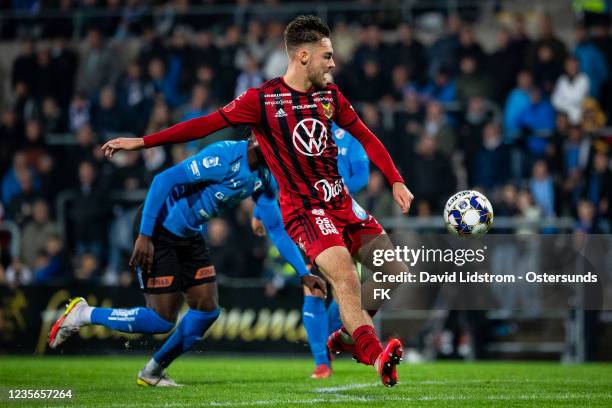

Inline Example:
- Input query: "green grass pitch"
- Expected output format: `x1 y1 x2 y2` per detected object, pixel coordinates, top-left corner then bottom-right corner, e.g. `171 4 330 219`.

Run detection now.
1 356 611 407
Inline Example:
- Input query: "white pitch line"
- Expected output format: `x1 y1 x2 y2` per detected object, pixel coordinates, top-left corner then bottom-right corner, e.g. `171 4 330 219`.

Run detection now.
313 382 377 393
47 393 612 408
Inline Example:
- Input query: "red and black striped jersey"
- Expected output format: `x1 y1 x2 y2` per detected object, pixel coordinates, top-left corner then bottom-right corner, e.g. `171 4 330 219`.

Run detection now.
143 76 404 219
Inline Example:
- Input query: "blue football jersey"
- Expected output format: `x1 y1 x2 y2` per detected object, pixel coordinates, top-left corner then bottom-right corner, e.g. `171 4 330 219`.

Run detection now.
143 140 276 238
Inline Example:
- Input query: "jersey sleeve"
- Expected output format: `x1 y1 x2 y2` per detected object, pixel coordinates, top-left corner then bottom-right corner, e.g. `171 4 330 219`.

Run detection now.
143 88 260 148
334 88 359 129
217 88 261 127
140 144 231 236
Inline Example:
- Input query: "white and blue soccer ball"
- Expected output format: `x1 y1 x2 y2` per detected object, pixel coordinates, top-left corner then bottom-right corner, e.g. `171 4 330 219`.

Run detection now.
443 190 494 237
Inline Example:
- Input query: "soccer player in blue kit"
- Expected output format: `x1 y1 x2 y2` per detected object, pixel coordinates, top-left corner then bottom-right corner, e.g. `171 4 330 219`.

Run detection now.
251 122 369 379
48 137 326 387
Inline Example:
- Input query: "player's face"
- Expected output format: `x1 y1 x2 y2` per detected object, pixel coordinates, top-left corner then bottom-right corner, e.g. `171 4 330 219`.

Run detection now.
306 38 335 89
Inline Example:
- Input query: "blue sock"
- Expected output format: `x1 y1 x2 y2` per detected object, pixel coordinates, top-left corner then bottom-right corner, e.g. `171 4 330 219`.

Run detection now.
90 307 174 333
154 308 220 368
302 296 329 367
327 299 343 335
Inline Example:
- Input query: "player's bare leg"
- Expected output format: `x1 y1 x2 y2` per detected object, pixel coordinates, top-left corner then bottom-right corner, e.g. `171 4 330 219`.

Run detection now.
316 246 401 386
315 246 372 333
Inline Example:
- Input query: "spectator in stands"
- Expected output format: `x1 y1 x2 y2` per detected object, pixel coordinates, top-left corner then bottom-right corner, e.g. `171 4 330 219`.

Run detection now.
193 30 220 71
20 198 60 270
40 97 67 134
234 53 264 98
455 25 485 71
551 57 590 124
331 21 357 64
515 189 541 234
6 168 40 224
11 39 37 95
529 160 556 217
354 59 386 102
91 86 124 139
355 170 396 219
458 96 494 162
532 44 563 95
419 67 456 104
390 23 427 84
50 36 78 109
582 151 611 226
527 13 568 70
74 252 101 284
69 161 109 260
33 234 70 284
352 24 385 70
68 92 91 132
236 21 271 69
455 55 492 102
408 135 456 212
489 28 525 105
0 109 21 176
473 122 511 192
146 57 183 108
116 61 154 135
217 25 242 100
516 88 556 159
574 199 597 233
428 14 461 77
77 27 119 96
574 24 608 98
179 83 211 121
1 152 39 207
424 100 456 158
504 70 533 141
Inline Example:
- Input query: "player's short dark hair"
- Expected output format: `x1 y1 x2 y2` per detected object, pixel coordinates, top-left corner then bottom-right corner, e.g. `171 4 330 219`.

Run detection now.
284 15 331 53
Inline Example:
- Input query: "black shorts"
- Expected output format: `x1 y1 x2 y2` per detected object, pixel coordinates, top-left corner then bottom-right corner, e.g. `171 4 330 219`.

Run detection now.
133 205 215 294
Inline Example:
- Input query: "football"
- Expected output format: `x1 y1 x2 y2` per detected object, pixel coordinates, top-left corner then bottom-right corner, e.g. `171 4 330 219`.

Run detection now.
444 190 494 236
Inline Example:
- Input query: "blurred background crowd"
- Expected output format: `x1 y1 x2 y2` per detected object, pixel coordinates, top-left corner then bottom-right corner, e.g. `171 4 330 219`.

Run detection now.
0 1 610 290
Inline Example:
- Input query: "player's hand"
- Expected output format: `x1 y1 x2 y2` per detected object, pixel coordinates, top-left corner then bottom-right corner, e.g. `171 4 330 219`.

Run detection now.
130 234 154 273
251 217 266 236
301 273 327 298
393 182 414 214
101 137 145 158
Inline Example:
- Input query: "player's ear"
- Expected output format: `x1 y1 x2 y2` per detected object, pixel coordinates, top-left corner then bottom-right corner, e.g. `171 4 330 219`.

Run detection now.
298 48 309 65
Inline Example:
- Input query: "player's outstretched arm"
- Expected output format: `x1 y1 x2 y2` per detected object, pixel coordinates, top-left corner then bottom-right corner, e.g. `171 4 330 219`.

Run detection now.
101 137 144 158
102 89 261 156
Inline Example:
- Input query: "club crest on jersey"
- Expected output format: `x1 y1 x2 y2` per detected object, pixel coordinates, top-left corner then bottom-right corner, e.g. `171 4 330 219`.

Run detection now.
321 101 334 119
292 118 327 156
203 156 220 168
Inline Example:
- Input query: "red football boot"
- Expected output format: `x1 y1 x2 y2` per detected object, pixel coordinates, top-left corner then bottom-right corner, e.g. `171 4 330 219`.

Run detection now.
327 328 357 359
375 338 403 387
310 364 332 379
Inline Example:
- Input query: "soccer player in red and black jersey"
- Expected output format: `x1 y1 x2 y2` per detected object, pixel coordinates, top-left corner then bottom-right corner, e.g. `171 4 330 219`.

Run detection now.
102 15 414 387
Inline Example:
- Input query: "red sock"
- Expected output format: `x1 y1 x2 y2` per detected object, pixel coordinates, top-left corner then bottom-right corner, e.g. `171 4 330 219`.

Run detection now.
352 325 382 366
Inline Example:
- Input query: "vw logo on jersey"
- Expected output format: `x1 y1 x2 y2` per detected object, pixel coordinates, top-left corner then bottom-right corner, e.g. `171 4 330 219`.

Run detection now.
292 118 327 156
352 199 368 220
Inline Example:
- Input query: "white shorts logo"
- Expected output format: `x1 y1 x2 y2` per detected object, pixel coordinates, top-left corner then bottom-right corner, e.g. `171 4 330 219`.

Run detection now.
314 178 344 202
292 118 327 156
315 216 339 235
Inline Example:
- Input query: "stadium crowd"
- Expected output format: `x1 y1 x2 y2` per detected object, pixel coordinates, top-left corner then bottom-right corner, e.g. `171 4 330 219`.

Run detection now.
0 6 611 289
